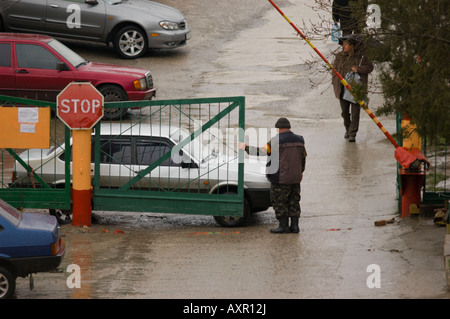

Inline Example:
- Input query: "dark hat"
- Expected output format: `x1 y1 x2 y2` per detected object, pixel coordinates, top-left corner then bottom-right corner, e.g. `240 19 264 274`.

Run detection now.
338 33 362 46
338 34 351 45
275 117 291 129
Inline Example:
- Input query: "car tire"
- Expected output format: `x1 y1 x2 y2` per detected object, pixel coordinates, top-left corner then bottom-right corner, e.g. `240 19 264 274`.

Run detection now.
213 191 250 227
98 84 129 121
0 266 16 299
49 208 72 225
113 25 148 59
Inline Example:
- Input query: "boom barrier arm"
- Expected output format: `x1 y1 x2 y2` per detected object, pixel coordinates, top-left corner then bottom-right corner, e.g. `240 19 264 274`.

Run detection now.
267 0 400 149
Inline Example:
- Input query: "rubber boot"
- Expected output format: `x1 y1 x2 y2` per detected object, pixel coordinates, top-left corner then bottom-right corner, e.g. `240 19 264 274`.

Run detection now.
289 217 299 233
270 217 290 233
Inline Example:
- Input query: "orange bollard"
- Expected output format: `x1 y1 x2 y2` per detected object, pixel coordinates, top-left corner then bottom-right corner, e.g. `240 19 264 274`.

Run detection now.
399 168 425 218
72 129 93 226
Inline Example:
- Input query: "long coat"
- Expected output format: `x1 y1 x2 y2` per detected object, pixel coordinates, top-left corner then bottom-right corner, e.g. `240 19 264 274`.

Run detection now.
332 50 373 99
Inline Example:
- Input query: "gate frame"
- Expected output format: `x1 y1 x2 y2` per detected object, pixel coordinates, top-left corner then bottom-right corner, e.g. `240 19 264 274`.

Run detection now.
0 95 247 217
92 96 246 217
0 95 71 210
396 113 450 207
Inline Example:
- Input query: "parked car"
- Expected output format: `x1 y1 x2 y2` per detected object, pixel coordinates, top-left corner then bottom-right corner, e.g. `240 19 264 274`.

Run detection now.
13 123 273 227
0 0 190 59
0 33 156 120
0 199 65 299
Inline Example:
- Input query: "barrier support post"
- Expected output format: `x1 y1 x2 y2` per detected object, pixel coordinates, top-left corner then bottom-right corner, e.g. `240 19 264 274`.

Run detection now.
72 129 92 226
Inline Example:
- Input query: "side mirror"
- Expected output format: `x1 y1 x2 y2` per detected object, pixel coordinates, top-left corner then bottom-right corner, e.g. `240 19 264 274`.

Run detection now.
85 0 98 5
57 61 70 71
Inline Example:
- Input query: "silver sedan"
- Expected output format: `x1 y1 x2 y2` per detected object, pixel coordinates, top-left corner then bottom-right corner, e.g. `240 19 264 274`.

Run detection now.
0 0 190 58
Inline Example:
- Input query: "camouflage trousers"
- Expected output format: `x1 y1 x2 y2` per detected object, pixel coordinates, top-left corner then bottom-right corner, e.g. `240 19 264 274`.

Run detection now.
270 183 301 219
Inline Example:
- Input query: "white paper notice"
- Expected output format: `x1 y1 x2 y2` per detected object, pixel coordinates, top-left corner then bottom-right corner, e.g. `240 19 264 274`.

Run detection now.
18 108 39 123
20 123 36 133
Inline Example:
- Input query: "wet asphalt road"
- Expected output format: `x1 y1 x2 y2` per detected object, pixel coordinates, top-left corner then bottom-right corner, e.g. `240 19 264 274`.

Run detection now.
11 0 450 300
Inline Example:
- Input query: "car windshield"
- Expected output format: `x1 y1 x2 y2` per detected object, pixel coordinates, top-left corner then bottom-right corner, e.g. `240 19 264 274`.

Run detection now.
170 128 234 164
170 128 201 162
105 0 124 4
0 200 21 226
47 39 86 68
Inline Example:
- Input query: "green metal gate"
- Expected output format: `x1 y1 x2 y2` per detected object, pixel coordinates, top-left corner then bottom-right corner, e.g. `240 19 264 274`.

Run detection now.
396 114 450 207
92 96 246 217
0 95 245 220
422 139 450 205
0 95 71 211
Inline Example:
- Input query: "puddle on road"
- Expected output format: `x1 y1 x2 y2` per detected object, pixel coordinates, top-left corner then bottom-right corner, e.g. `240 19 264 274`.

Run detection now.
14 221 154 299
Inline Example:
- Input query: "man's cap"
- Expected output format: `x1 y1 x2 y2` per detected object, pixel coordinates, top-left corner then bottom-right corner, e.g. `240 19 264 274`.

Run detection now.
275 117 291 129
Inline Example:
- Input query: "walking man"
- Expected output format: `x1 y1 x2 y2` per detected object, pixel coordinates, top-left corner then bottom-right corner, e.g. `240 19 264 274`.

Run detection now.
239 118 307 233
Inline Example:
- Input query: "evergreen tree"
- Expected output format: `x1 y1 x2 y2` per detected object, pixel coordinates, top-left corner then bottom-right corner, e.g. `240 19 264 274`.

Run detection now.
355 0 450 142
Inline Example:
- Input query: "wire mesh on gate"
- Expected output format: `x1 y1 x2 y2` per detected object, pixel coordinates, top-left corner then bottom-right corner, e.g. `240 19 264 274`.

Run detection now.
93 98 245 198
0 95 71 210
0 96 67 190
423 140 450 202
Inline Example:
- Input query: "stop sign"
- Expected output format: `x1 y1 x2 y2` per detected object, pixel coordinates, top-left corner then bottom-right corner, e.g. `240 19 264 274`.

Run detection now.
57 82 104 130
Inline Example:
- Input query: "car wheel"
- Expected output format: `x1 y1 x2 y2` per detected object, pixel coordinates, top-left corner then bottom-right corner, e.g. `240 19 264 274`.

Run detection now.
98 84 129 121
49 208 72 225
213 192 250 227
113 25 148 59
0 266 16 299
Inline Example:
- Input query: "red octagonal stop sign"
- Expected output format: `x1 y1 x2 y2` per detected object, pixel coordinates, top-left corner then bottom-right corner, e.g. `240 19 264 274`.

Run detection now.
57 82 104 130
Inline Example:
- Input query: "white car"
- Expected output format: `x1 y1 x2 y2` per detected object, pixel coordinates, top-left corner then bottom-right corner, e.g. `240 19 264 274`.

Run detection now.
13 123 272 226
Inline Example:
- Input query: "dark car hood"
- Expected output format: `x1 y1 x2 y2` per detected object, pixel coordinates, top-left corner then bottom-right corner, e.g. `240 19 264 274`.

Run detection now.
79 62 148 78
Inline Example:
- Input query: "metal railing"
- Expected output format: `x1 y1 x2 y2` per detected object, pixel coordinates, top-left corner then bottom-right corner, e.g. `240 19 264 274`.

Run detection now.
0 95 246 218
423 139 450 204
396 113 450 206
92 96 246 216
0 95 71 210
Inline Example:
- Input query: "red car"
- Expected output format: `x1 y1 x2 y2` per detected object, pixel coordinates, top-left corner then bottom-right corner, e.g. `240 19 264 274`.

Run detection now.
0 33 156 120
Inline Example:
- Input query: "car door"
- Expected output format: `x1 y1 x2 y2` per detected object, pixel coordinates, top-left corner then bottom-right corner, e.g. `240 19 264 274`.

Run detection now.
1 0 47 33
0 42 15 97
93 136 134 189
45 0 106 40
133 137 174 190
14 42 76 101
134 137 202 191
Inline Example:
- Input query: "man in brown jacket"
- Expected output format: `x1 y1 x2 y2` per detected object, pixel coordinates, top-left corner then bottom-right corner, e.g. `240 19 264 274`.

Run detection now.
332 34 373 142
239 118 307 233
